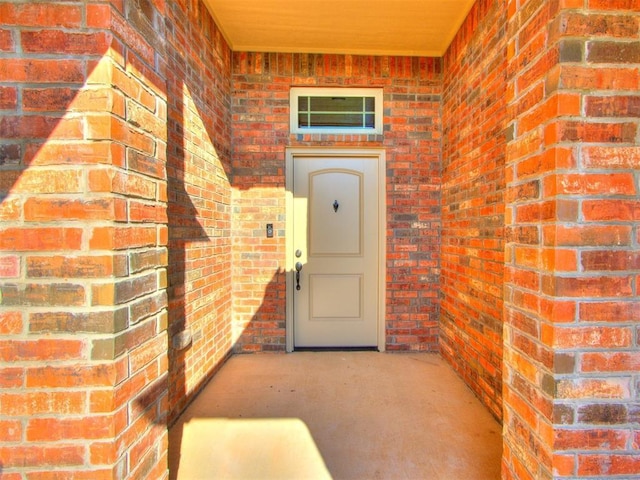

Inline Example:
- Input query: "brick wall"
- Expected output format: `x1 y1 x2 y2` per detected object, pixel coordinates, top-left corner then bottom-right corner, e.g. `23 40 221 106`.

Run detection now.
231 53 443 352
441 0 507 421
4 1 638 478
165 0 234 423
504 1 640 478
0 0 169 478
0 0 236 476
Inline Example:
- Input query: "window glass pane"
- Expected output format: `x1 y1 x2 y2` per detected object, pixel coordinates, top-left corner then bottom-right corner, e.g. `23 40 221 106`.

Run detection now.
309 97 332 112
299 97 309 111
298 113 309 127
364 97 375 112
309 113 364 128
309 96 364 112
365 113 375 128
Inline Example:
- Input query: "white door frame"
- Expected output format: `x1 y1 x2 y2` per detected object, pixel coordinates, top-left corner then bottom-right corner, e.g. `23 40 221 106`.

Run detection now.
285 147 386 352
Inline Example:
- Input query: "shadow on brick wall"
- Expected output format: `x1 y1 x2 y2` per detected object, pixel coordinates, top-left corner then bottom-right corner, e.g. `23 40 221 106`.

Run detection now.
164 0 235 428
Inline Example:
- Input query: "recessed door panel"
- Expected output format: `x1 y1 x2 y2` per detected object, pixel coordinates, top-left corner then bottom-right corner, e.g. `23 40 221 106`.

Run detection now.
309 171 362 256
310 275 362 319
293 155 379 348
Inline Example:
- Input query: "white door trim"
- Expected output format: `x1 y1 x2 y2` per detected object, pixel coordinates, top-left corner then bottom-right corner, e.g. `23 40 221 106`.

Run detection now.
285 147 386 352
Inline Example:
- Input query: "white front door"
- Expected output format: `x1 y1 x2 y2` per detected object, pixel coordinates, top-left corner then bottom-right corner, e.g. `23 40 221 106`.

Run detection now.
292 154 380 348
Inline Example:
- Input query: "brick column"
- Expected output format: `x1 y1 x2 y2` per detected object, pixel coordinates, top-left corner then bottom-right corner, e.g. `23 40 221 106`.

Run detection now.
0 2 168 478
504 1 639 478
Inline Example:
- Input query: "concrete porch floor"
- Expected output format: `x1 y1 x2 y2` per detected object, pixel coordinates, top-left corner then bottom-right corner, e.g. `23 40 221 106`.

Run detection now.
168 352 502 479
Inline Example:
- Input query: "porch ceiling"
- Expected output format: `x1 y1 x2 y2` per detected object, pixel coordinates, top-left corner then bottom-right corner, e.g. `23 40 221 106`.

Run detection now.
202 0 476 57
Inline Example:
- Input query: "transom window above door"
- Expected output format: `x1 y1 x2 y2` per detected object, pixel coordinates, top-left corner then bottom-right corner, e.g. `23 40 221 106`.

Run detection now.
290 88 383 135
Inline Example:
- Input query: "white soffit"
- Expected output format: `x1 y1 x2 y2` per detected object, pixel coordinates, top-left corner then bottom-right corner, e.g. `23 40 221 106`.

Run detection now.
202 0 476 57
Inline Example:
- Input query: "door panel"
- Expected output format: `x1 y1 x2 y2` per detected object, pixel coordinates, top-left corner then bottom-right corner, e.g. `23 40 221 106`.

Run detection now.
310 275 362 318
309 171 361 256
293 156 378 347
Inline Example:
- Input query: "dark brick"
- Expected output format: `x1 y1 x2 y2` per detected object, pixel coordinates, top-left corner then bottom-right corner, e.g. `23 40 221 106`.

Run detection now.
578 404 628 424
554 353 575 374
587 41 640 64
559 39 584 63
541 374 556 396
0 144 21 166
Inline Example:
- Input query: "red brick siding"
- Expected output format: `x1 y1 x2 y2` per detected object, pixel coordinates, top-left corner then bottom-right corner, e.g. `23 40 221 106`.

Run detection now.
0 1 169 478
231 53 442 352
503 0 569 475
441 0 507 421
4 1 639 479
504 1 640 479
165 0 234 423
548 3 640 479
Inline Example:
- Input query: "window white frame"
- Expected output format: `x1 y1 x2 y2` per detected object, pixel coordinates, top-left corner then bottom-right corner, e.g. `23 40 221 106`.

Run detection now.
290 87 383 135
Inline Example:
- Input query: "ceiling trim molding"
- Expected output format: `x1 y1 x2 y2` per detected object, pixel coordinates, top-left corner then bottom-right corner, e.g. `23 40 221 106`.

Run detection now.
226 44 446 58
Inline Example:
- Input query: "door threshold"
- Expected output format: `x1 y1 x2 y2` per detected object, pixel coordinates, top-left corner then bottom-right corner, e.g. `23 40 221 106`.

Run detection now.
294 347 379 352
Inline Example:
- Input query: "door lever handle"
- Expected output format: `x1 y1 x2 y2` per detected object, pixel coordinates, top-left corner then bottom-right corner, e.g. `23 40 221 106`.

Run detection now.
295 262 303 291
